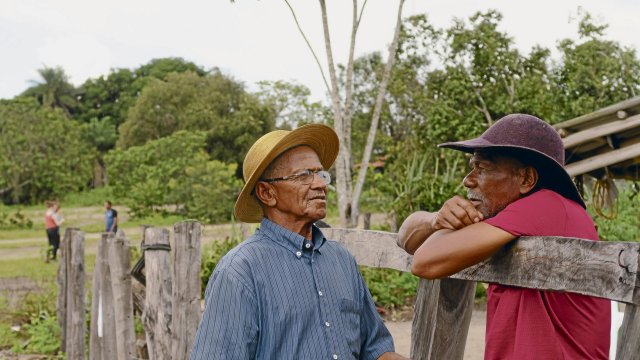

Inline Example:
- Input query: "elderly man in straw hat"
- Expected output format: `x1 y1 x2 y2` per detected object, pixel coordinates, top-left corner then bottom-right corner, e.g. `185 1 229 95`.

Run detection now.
190 124 406 360
397 114 611 359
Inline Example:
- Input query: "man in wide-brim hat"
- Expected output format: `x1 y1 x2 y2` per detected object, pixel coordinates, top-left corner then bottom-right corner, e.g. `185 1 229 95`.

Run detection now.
397 114 611 359
191 124 406 360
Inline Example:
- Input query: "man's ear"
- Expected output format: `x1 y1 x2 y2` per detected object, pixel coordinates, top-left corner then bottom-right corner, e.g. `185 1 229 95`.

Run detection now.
519 166 538 194
255 182 277 207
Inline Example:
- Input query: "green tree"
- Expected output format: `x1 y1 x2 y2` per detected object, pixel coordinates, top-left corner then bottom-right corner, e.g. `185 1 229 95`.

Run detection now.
552 11 640 121
105 131 241 222
118 70 274 167
0 97 94 204
255 80 327 129
22 66 78 115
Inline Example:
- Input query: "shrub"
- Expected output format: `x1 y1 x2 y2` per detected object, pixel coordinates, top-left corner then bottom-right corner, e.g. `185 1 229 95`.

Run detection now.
360 267 419 308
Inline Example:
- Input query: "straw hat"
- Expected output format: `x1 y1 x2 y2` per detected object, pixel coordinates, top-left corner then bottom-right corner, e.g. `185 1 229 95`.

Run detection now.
234 124 339 222
439 113 586 208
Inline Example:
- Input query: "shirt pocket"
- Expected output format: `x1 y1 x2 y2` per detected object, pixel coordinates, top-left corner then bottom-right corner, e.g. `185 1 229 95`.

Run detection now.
338 298 361 356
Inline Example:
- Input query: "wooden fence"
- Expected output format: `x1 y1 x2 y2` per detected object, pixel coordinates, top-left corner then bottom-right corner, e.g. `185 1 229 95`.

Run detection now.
56 223 639 359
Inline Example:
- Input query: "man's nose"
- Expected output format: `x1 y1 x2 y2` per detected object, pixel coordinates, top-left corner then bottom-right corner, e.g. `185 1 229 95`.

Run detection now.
463 171 475 188
310 173 328 189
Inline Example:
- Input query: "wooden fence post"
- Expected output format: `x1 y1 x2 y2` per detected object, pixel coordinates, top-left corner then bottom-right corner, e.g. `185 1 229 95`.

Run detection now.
65 228 86 360
89 233 117 360
109 231 136 359
411 278 475 360
56 229 69 354
171 221 202 360
616 249 640 359
142 227 172 360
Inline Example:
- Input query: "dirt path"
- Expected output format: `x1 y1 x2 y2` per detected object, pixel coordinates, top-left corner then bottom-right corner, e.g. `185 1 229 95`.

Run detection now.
387 310 486 359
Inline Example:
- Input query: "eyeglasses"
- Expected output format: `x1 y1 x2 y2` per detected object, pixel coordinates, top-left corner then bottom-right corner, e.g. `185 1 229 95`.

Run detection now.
260 169 331 185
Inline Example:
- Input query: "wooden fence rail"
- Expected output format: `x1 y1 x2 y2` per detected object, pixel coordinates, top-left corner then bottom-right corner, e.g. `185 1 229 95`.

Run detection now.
322 228 640 360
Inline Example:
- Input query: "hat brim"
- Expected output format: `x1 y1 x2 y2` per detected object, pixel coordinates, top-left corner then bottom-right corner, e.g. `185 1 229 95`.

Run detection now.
438 140 586 208
234 124 339 223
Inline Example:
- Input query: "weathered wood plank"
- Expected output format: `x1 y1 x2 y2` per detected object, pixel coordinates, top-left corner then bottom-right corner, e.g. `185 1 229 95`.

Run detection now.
109 231 136 360
142 227 172 360
89 233 117 360
617 246 640 360
322 228 640 304
171 221 202 360
66 229 86 360
56 229 69 353
565 142 640 177
411 279 475 360
562 114 640 149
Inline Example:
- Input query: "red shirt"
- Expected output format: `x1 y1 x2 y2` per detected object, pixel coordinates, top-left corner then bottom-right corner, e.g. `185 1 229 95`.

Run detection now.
484 189 611 359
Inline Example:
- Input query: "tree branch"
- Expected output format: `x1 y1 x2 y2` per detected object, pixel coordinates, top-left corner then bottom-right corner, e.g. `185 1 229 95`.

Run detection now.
283 0 332 94
350 0 405 227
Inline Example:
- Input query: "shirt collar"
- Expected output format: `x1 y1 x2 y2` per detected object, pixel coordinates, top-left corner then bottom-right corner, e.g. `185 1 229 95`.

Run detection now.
259 217 326 254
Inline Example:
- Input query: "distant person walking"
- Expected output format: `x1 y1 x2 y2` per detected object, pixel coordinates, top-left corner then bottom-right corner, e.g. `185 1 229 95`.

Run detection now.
44 200 63 262
105 201 118 233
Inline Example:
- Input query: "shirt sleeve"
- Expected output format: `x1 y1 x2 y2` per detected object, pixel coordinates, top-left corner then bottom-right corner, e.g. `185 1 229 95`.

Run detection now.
189 266 259 360
357 265 395 360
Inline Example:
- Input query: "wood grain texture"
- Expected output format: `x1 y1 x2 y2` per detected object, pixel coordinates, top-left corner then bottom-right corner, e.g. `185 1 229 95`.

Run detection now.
89 233 116 360
411 279 475 360
108 231 136 360
171 221 202 360
142 227 173 360
56 229 68 353
66 229 86 360
322 228 640 304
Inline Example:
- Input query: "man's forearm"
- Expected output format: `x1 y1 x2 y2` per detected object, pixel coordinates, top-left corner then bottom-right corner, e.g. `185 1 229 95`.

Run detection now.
397 211 437 255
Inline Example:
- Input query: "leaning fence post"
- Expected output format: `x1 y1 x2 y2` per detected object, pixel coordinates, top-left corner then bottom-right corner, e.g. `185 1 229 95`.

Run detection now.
142 227 173 360
109 231 136 359
89 233 117 359
65 228 86 360
171 221 202 359
411 278 475 360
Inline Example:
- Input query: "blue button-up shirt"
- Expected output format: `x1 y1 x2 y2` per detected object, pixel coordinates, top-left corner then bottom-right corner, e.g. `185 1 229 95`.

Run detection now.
190 218 394 360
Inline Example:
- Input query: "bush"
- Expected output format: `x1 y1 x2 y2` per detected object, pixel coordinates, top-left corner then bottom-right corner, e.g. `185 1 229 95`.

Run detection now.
0 210 34 230
12 310 61 355
360 267 418 308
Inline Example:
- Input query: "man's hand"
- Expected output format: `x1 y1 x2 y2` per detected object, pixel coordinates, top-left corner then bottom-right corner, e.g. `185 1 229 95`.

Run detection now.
397 195 483 254
431 195 483 231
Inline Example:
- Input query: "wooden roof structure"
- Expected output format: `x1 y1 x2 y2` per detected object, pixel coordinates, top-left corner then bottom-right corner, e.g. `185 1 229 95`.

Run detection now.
555 96 640 180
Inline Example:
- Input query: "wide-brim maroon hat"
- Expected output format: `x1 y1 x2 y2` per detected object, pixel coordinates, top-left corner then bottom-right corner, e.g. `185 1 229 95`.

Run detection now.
438 113 586 208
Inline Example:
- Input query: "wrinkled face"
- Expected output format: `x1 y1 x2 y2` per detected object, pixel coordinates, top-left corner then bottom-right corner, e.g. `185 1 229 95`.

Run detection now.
262 146 328 224
463 150 524 219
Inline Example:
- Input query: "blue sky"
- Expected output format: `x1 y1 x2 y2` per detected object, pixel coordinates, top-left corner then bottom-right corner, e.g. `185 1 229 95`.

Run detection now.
1 0 639 102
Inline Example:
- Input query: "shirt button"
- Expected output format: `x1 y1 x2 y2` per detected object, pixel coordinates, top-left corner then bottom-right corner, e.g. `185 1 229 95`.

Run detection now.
325 321 330 327
332 355 338 359
318 291 323 296
305 243 311 248
295 251 302 257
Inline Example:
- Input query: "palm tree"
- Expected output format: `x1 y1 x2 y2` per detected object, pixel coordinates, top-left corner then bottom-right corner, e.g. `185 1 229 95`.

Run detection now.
23 66 78 115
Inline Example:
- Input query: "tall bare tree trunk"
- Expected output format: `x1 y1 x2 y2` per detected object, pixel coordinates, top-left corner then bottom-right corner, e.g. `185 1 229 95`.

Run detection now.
350 0 405 227
286 0 405 227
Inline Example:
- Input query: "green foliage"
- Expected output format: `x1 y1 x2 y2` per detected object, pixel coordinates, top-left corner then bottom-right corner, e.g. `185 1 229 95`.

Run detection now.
590 185 640 242
117 70 274 167
0 210 34 230
61 187 114 207
12 310 61 355
200 236 242 295
359 266 418 308
256 80 327 129
106 131 241 222
22 66 78 115
0 97 95 204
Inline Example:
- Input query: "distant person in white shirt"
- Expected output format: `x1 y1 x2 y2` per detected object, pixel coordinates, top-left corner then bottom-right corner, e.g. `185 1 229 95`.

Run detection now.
44 200 64 262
